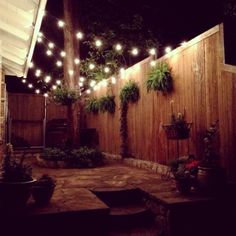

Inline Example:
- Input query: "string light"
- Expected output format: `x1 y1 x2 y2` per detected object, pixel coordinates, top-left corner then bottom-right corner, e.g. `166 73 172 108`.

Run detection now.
56 80 61 85
60 51 66 57
111 76 116 84
150 60 156 67
29 62 34 68
35 89 40 94
46 49 52 56
104 67 110 73
165 46 172 54
79 77 85 82
22 79 26 83
90 80 96 87
115 43 122 51
58 20 65 28
68 69 74 75
44 75 51 83
28 84 33 88
52 85 57 90
74 58 80 65
56 60 62 67
149 48 156 56
93 85 98 91
44 93 48 97
79 82 83 87
76 31 83 40
86 89 91 94
95 39 102 48
131 47 139 56
37 37 43 43
35 69 41 77
89 63 95 70
48 42 55 49
38 32 43 37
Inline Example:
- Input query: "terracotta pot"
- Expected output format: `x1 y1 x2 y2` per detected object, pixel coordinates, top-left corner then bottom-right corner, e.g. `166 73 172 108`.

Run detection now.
0 179 36 210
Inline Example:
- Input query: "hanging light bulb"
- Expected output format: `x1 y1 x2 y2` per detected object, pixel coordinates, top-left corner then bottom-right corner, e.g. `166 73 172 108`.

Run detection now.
44 93 48 97
46 49 52 56
60 51 66 57
95 39 102 48
35 89 40 94
74 58 80 65
44 75 51 83
111 77 116 84
90 80 96 87
52 85 57 90
79 82 83 87
165 46 172 54
22 79 26 83
58 20 65 28
93 85 98 91
38 32 43 37
131 47 139 56
35 69 41 77
76 31 83 40
115 43 122 51
150 60 156 67
68 69 74 76
56 80 61 85
48 42 55 49
89 63 95 70
28 84 33 88
86 89 91 94
37 37 43 43
149 48 156 56
29 62 34 68
56 60 62 67
104 67 110 73
79 77 85 82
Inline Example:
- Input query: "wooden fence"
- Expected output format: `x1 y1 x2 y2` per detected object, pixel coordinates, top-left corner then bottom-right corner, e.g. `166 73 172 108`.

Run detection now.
86 24 236 181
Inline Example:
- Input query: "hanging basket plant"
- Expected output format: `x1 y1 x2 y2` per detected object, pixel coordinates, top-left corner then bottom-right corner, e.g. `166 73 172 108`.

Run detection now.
85 97 100 114
99 95 116 113
146 62 173 93
51 87 79 105
119 81 140 157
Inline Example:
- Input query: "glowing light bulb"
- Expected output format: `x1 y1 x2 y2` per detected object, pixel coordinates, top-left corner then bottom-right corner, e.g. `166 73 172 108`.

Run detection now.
29 62 34 68
60 51 66 57
76 31 83 40
38 32 43 37
48 42 54 49
58 20 65 28
56 60 62 67
149 48 156 56
44 75 51 83
52 85 57 90
165 46 172 54
28 84 33 88
56 80 61 85
131 47 139 56
44 93 48 97
79 82 83 87
89 63 95 70
68 69 74 75
35 89 40 94
35 69 41 77
111 77 116 84
90 80 96 87
22 79 26 83
86 89 91 94
104 67 110 73
46 49 52 56
150 60 156 67
37 37 42 43
79 77 85 82
95 39 102 48
93 85 98 91
74 58 80 65
115 43 122 51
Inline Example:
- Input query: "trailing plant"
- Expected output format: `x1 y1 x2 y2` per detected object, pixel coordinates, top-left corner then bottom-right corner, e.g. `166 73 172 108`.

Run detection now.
85 97 100 113
99 95 116 113
119 81 140 157
146 62 172 93
119 81 140 104
51 87 79 105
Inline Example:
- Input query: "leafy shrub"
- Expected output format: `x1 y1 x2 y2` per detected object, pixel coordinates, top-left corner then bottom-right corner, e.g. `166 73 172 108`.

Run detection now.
99 95 116 113
52 87 79 105
119 81 140 104
85 97 100 113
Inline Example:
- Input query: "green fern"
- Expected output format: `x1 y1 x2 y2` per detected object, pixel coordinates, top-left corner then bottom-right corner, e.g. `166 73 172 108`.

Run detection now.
99 95 116 113
85 97 100 113
119 81 140 104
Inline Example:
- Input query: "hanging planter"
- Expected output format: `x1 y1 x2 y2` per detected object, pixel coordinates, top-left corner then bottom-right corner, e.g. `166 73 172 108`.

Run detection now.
146 62 173 93
99 95 116 113
51 87 79 105
85 97 100 114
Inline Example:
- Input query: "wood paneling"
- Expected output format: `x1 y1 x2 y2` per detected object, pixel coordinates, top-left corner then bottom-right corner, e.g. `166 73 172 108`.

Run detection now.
86 24 232 170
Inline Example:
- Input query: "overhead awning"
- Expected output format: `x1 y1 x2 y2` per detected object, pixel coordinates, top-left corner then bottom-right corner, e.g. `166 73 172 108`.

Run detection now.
0 0 47 78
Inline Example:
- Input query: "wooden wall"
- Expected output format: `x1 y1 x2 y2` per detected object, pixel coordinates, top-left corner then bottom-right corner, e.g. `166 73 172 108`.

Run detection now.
86 24 236 181
8 93 67 146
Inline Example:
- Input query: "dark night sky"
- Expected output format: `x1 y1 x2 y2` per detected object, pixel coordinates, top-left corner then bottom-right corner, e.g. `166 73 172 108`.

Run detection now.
7 0 229 93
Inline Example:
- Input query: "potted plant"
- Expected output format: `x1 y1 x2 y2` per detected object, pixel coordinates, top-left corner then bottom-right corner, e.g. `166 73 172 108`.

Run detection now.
0 143 36 210
169 155 199 194
198 120 226 194
162 102 192 140
32 174 56 205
